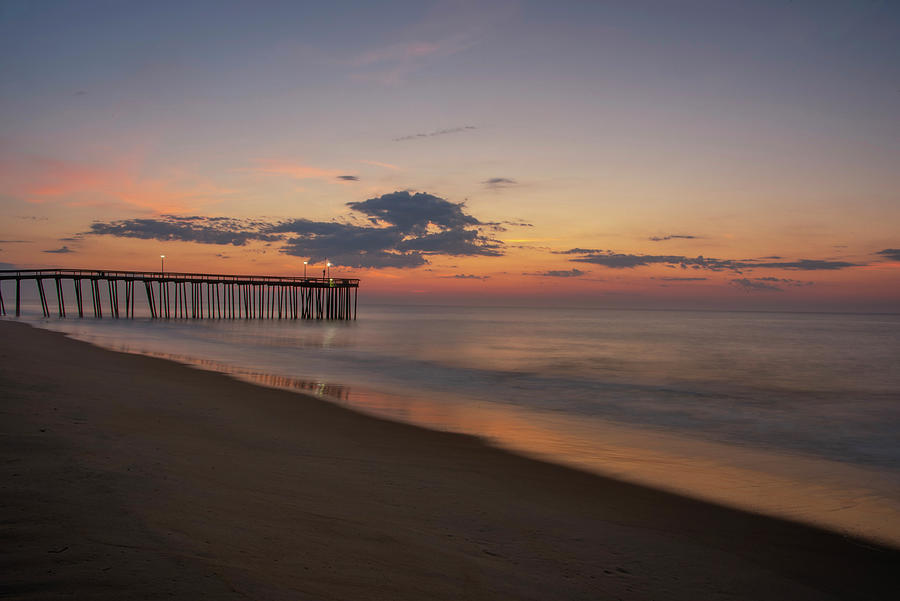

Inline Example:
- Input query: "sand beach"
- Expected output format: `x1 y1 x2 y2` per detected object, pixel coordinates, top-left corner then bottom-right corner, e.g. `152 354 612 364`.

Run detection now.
1 320 897 600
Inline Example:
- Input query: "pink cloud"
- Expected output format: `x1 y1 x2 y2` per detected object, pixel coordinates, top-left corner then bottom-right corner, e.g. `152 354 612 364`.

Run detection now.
361 159 402 171
344 2 513 84
348 35 475 84
353 41 444 67
246 159 344 181
0 155 230 213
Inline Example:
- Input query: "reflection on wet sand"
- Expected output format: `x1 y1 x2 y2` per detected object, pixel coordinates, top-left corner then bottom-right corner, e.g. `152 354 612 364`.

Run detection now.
142 351 353 401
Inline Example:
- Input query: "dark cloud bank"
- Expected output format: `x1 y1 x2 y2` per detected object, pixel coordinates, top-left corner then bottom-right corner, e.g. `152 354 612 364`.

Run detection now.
87 191 507 269
557 249 857 272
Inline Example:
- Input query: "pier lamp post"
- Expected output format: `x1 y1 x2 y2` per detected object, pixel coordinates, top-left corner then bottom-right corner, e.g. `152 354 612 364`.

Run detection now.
327 262 332 280
303 260 308 278
160 255 166 273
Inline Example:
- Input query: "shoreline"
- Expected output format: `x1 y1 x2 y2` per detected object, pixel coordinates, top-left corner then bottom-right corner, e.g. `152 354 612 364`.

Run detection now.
22 315 900 549
2 319 898 599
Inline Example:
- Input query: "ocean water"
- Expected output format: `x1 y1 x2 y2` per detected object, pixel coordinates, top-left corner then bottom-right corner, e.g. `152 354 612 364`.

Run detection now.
8 303 900 545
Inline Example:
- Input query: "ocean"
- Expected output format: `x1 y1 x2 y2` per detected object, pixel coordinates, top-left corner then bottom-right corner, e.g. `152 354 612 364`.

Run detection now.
9 303 900 545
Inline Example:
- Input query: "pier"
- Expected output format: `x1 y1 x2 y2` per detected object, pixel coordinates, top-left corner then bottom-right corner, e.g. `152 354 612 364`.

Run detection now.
0 269 359 320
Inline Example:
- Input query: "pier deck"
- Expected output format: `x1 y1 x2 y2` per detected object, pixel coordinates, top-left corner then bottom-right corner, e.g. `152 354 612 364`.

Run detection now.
0 269 359 320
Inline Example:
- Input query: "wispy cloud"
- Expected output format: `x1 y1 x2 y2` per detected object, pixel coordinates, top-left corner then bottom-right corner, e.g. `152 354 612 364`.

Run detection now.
657 277 708 281
482 177 517 189
648 234 700 242
336 175 360 182
348 13 488 84
441 274 489 280
352 41 447 67
345 0 514 84
43 245 74 254
524 269 586 278
731 277 813 292
875 248 900 261
393 125 477 142
361 159 401 171
1 155 229 213
247 159 343 181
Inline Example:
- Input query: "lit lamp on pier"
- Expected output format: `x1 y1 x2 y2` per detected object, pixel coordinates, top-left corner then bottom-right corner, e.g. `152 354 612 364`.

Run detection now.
160 255 166 273
327 262 332 280
303 260 308 278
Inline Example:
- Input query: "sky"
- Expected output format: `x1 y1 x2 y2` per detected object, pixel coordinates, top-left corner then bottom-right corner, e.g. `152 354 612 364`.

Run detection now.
1 0 898 311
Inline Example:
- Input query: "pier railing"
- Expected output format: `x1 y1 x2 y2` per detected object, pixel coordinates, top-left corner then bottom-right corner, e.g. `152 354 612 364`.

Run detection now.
0 269 359 320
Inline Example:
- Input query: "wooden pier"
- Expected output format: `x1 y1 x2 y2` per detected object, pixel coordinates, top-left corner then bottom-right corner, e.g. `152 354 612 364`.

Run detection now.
0 269 359 320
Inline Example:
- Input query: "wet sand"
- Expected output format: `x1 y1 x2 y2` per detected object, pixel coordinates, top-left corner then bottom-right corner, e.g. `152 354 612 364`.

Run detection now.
1 320 897 600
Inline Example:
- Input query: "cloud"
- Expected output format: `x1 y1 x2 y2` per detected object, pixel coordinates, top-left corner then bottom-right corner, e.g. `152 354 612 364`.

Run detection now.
441 274 489 280
337 175 360 182
349 24 483 84
397 228 502 256
556 248 601 254
344 1 513 84
752 259 857 270
247 159 343 181
275 191 501 267
525 269 586 278
876 248 900 261
393 125 476 142
0 240 30 243
86 191 504 270
657 277 708 281
269 219 422 268
483 177 517 189
43 245 74 254
564 251 698 269
732 278 783 292
558 249 860 272
353 41 445 67
1 156 228 213
347 191 481 235
361 160 401 171
731 277 813 292
88 216 280 246
648 234 699 242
